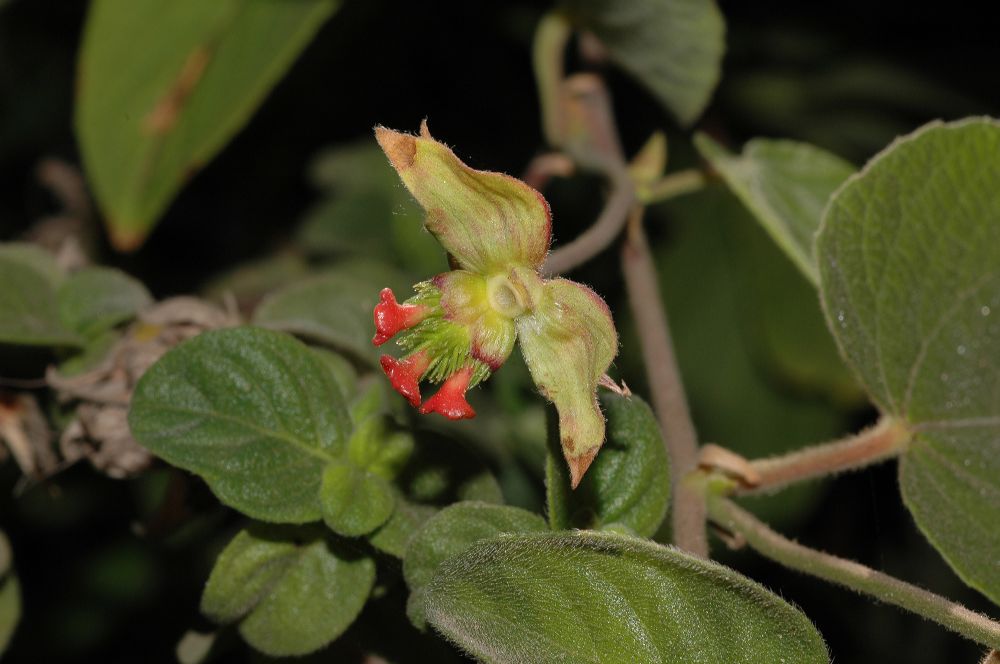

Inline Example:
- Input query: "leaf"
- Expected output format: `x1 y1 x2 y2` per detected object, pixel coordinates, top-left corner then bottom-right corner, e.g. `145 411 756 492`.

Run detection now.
694 134 855 284
403 502 547 601
76 0 339 250
129 327 351 522
201 524 374 657
562 0 725 126
0 247 80 347
0 531 19 654
252 261 411 366
817 117 1000 604
368 496 438 558
546 393 670 536
320 459 395 537
424 531 828 663
375 123 552 274
57 266 152 338
516 278 618 488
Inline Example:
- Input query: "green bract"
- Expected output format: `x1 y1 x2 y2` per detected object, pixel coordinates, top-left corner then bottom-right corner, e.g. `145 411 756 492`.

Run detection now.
372 123 619 487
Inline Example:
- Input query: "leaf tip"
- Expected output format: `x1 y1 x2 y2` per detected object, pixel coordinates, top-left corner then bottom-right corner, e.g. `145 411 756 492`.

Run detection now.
567 447 598 489
375 125 417 172
108 224 147 253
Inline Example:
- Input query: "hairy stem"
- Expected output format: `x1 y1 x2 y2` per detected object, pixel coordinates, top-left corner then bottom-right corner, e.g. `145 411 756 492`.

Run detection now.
708 496 1000 650
622 207 706 556
735 416 911 495
543 175 635 276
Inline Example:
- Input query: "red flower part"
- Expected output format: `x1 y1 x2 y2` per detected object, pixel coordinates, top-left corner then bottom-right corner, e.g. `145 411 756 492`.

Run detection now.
380 351 431 407
418 366 476 420
372 288 430 346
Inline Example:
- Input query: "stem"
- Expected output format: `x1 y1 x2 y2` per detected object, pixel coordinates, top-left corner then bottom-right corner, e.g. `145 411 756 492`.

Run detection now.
622 207 706 556
532 12 572 148
708 496 1000 650
736 416 910 495
542 175 635 276
640 169 709 205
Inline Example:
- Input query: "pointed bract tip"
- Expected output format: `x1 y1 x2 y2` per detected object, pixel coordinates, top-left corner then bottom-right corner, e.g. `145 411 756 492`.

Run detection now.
419 118 431 139
567 447 599 489
375 126 416 172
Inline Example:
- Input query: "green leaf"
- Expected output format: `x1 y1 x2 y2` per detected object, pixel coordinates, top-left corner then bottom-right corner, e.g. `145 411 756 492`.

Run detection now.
76 0 339 250
201 524 374 657
694 134 855 284
424 531 828 663
817 117 1000 604
0 247 80 347
129 326 351 522
320 459 395 537
562 0 725 126
546 393 669 536
404 502 547 600
1 531 19 654
368 496 438 558
252 261 411 365
57 266 152 337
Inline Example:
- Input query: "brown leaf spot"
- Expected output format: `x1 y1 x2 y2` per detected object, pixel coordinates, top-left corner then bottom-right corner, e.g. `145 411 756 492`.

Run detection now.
142 46 212 136
375 126 417 171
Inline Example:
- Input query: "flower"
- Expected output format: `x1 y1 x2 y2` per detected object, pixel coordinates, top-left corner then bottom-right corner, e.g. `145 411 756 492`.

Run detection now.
372 122 618 487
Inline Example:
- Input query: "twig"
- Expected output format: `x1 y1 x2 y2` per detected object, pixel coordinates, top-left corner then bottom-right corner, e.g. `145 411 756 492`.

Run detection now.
708 496 1000 650
640 169 709 205
622 207 706 556
721 416 911 495
543 175 635 276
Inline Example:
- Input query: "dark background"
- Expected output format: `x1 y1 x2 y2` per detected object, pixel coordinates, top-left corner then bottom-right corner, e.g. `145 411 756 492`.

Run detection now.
1 0 997 661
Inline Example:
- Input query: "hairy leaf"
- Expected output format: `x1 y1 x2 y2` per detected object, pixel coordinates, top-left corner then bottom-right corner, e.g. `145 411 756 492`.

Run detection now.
202 524 374 657
129 327 351 522
818 118 1000 603
0 246 79 347
320 459 395 537
424 531 828 663
546 393 669 536
404 501 546 602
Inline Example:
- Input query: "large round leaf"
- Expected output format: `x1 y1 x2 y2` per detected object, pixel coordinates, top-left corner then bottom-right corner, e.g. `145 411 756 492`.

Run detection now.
424 531 828 663
129 327 351 522
817 118 1000 603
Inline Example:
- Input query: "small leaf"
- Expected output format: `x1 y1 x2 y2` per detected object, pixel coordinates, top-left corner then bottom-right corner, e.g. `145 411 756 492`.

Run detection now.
76 0 339 250
129 327 351 523
375 123 552 273
516 278 617 487
694 133 855 284
0 243 64 286
252 261 411 365
546 393 669 536
201 524 374 657
817 117 1000 603
404 501 547 598
57 266 152 337
320 459 395 537
368 496 438 558
0 248 80 347
562 0 725 126
424 531 828 663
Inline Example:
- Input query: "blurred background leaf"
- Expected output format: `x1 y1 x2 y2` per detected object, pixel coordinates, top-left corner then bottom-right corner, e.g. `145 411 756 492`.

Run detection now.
75 0 340 250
